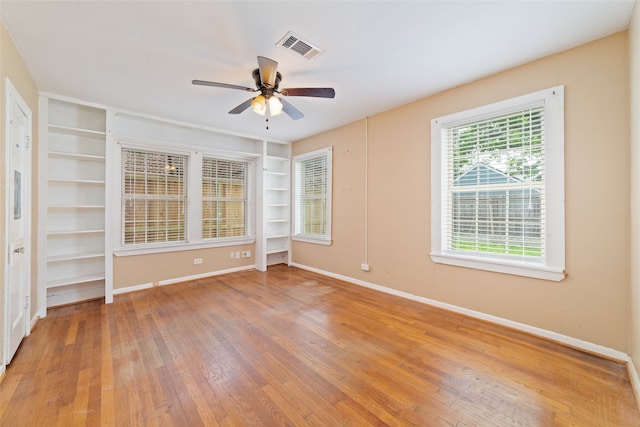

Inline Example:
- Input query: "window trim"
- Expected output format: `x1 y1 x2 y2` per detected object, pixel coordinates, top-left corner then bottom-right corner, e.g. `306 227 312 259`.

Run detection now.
292 146 333 245
113 139 256 256
201 157 250 240
430 86 565 281
120 147 190 246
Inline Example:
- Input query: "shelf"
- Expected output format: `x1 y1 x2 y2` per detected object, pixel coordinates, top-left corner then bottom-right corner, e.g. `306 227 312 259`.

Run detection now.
47 274 105 289
266 247 288 255
48 204 105 209
267 234 290 239
48 252 105 263
49 151 105 162
266 155 289 162
47 229 105 236
49 124 106 137
48 178 105 185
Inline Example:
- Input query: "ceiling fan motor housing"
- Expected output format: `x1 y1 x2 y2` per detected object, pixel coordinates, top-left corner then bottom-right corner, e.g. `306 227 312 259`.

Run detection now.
252 68 282 93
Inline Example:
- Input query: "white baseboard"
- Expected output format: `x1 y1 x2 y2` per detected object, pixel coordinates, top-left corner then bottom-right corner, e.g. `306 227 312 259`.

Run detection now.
628 357 640 408
158 265 255 286
113 282 153 295
290 262 630 363
113 265 256 296
28 313 40 336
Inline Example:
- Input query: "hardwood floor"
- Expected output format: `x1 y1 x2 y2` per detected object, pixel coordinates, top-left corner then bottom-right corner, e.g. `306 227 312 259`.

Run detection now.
2 265 639 426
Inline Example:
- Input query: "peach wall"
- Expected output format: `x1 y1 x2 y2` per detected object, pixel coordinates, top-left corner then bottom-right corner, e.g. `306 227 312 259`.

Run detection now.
0 21 40 363
293 32 631 352
113 244 255 289
630 1 640 382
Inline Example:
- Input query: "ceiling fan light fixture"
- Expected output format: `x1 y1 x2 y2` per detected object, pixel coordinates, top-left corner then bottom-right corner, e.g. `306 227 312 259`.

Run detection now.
251 95 283 116
269 96 284 116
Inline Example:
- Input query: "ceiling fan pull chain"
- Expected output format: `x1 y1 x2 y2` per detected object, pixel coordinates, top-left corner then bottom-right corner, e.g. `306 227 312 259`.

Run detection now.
265 97 271 129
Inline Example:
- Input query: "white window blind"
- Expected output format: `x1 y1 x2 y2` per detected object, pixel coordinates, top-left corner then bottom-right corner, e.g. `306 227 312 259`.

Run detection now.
445 107 545 260
122 148 188 245
431 86 565 281
202 158 248 239
293 147 332 242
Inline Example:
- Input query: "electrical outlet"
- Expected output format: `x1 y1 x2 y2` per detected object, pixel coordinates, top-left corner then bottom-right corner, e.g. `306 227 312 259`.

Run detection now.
230 251 235 259
361 263 370 271
242 250 251 258
194 258 203 265
235 251 241 259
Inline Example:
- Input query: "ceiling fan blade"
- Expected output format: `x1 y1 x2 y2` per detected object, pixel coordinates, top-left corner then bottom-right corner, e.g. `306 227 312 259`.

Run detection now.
228 98 254 114
192 80 255 92
280 87 335 98
257 56 278 88
280 98 304 120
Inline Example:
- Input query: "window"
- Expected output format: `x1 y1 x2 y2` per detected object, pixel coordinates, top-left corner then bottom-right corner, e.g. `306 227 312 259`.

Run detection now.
118 145 254 253
293 147 332 244
202 158 248 239
431 86 565 281
122 148 188 245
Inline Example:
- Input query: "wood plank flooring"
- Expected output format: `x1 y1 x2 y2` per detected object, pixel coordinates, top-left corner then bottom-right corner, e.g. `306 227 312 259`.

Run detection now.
2 265 639 426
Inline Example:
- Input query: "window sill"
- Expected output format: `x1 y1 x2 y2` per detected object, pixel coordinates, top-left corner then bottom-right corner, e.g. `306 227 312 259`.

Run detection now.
430 252 566 281
114 237 255 257
291 235 332 246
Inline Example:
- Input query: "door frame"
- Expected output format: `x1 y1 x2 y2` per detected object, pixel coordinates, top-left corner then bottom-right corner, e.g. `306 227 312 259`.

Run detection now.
3 77 33 366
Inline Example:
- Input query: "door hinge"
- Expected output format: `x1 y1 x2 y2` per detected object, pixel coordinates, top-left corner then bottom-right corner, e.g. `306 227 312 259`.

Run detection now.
25 135 30 149
25 295 29 309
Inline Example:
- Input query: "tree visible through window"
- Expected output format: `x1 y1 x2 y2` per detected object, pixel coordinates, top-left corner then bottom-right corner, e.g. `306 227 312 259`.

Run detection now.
448 108 544 257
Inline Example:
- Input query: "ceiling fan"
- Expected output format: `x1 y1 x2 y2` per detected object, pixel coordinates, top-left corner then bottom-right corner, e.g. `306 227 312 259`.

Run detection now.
192 56 335 126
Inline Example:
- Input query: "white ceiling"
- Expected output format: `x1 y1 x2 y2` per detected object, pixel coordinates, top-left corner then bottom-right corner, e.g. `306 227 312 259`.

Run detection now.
0 1 635 142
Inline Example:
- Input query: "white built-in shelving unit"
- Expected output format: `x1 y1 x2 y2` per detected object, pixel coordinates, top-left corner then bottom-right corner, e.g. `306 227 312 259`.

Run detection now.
38 97 291 305
42 98 108 307
258 141 291 268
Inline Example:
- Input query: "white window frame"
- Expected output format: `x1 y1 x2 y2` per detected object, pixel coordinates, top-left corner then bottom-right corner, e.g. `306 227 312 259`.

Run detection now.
113 139 255 256
292 147 333 245
201 157 249 240
431 86 565 281
120 147 190 246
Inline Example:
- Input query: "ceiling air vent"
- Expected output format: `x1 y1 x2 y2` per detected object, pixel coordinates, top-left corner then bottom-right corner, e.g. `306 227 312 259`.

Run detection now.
277 31 324 61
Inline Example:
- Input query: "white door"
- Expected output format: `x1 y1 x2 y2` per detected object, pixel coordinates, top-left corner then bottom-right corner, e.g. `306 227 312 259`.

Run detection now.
4 79 31 365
